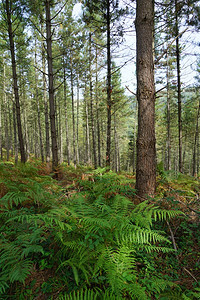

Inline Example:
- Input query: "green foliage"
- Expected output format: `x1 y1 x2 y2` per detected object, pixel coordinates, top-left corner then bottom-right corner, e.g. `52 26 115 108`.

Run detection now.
0 163 198 299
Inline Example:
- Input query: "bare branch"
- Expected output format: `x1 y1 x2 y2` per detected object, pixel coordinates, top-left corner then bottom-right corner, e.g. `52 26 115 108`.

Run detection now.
125 85 136 96
155 27 188 65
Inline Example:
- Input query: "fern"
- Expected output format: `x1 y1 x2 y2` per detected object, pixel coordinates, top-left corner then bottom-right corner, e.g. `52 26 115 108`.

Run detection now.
59 288 127 300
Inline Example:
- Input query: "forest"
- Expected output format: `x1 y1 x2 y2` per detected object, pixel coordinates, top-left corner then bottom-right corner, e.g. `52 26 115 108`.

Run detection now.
0 0 200 299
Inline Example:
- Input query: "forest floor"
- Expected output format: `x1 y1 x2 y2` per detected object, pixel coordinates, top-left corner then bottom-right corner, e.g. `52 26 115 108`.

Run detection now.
0 159 199 299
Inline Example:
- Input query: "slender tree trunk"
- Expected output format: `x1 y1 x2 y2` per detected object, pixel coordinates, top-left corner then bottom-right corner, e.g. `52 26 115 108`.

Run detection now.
35 41 44 163
85 85 91 165
95 47 101 167
58 103 63 164
114 113 118 172
5 101 9 161
45 0 58 170
197 128 199 175
5 0 26 163
37 101 44 162
106 0 112 168
9 102 13 157
70 52 76 167
133 100 137 173
12 98 18 164
3 62 9 161
175 0 183 173
63 65 70 165
0 98 2 160
192 99 200 176
117 136 120 172
166 52 171 170
89 32 97 168
135 0 156 198
76 78 80 165
41 22 50 164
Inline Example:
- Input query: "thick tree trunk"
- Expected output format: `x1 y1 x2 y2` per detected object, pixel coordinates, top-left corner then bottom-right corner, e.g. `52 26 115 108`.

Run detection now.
89 32 97 168
106 0 112 168
5 0 26 163
45 0 58 170
135 0 156 198
175 0 183 173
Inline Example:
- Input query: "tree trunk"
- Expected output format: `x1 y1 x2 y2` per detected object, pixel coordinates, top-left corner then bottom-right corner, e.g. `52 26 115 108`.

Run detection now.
12 98 18 164
35 40 44 163
166 51 171 170
76 78 80 165
45 0 58 170
63 65 70 165
41 22 50 164
58 103 63 164
5 0 26 163
114 113 118 172
3 62 9 161
135 0 156 198
106 0 112 168
133 100 137 173
192 99 200 176
175 0 183 173
95 47 101 167
70 51 76 167
85 84 91 165
0 97 2 160
89 32 97 168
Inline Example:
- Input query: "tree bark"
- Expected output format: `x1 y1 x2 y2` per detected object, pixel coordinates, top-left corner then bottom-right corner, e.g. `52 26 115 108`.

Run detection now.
45 0 58 170
89 32 97 168
76 78 80 165
70 51 77 167
95 47 101 167
12 97 18 164
5 0 26 163
175 0 183 173
106 0 112 168
41 22 50 164
166 51 171 171
0 97 2 160
63 65 70 165
85 83 91 165
135 0 156 198
35 40 44 163
192 98 200 176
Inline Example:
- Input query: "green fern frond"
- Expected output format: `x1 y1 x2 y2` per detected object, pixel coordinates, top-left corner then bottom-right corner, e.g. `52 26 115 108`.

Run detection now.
9 259 33 283
0 278 9 295
119 227 170 246
58 288 99 300
1 191 27 209
58 288 124 300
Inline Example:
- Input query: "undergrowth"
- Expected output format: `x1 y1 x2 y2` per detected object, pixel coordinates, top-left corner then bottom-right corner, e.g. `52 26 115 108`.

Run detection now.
0 162 199 299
